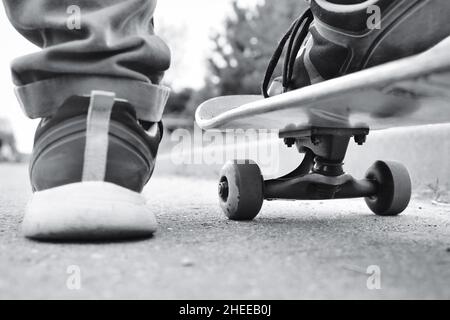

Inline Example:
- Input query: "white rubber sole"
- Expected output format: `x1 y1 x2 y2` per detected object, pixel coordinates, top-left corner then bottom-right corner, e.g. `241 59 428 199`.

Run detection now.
22 182 157 241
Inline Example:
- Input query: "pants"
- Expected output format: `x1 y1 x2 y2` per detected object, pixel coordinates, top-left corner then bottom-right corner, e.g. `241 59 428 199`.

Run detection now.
2 0 171 122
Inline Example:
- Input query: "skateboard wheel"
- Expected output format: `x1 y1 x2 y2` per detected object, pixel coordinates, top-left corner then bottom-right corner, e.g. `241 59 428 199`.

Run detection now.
218 160 264 221
364 161 412 216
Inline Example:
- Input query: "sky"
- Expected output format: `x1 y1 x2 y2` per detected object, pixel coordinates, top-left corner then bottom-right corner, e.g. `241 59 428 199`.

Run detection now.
0 0 260 153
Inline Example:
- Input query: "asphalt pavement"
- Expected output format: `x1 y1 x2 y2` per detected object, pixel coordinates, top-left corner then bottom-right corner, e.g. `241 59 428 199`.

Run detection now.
0 163 449 299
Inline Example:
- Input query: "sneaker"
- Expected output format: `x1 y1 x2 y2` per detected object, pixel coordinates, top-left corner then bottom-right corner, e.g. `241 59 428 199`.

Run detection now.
22 91 162 240
263 0 450 96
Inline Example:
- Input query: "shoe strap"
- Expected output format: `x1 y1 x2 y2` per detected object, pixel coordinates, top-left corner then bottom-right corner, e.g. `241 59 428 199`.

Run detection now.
82 91 116 182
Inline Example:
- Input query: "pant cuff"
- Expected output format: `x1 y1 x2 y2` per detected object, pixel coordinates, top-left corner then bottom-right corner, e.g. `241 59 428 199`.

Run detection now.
15 76 171 122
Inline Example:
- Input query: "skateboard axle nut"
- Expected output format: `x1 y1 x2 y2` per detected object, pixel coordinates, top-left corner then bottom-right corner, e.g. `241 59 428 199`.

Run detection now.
354 134 367 146
284 138 296 148
218 180 229 200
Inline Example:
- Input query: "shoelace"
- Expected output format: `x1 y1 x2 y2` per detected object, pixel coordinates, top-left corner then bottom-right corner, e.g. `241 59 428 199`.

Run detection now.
262 8 314 98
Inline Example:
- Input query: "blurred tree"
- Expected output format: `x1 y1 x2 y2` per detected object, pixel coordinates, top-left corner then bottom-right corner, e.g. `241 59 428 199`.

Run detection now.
157 21 197 124
163 0 309 120
164 88 194 115
206 0 308 96
0 118 19 162
156 20 189 89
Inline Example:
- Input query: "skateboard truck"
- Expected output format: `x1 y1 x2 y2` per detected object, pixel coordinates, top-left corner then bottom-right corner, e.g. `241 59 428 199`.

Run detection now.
266 127 373 200
218 127 412 221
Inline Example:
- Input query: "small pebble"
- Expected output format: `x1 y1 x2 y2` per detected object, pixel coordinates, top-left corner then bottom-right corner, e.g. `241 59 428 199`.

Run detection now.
90 253 104 260
446 248 450 253
181 258 194 267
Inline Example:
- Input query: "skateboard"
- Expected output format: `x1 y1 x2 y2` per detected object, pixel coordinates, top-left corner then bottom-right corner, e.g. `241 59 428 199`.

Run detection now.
195 37 450 220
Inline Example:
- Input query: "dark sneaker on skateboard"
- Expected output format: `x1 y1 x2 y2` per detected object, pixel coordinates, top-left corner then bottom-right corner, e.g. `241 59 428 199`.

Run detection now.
263 0 450 96
22 91 162 240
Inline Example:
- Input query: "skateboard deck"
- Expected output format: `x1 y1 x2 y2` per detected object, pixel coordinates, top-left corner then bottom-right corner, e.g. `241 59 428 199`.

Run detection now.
196 38 450 132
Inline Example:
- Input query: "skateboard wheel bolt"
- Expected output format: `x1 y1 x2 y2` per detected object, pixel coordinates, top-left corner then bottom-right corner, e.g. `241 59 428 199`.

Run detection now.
218 180 229 201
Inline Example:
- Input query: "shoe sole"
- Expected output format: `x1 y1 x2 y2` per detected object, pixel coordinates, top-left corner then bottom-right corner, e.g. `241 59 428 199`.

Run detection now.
22 182 157 241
